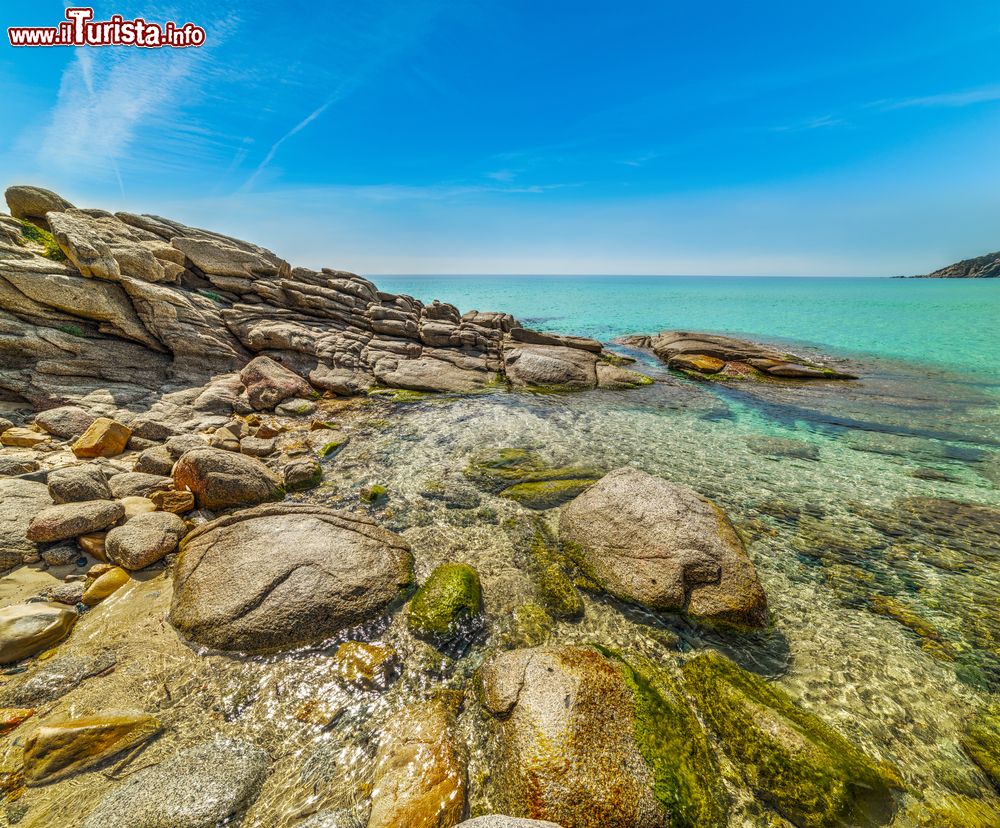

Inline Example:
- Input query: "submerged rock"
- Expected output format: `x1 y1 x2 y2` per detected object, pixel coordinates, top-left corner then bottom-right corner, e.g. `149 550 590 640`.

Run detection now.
477 645 672 827
560 467 769 629
682 650 899 828
0 603 77 664
172 446 283 511
368 698 466 828
464 447 602 510
961 704 999 791
334 641 398 689
408 562 483 641
23 710 161 784
170 503 413 652
0 650 116 707
457 818 565 827
80 737 268 828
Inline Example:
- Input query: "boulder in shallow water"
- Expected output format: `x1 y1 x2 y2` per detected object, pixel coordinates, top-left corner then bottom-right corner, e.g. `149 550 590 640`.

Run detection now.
560 467 769 629
80 737 268 828
464 447 602 510
169 503 413 652
26 500 124 543
368 698 466 828
682 650 899 828
105 511 186 570
23 710 161 784
407 563 483 641
0 603 77 664
172 446 283 511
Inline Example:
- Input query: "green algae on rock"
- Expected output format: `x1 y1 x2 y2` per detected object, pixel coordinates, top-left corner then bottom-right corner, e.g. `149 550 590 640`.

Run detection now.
527 529 584 619
682 650 900 828
408 562 483 640
598 647 730 828
961 704 1000 791
463 447 602 510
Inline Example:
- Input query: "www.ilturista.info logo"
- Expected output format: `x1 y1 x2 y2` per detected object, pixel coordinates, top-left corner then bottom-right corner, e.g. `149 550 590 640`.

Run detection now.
7 7 205 48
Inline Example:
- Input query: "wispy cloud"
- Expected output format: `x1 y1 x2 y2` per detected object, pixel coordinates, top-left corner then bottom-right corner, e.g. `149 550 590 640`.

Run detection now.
772 114 848 132
875 85 1000 110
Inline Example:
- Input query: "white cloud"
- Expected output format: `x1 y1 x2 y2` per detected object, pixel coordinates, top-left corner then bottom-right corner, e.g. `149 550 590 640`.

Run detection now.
878 85 1000 110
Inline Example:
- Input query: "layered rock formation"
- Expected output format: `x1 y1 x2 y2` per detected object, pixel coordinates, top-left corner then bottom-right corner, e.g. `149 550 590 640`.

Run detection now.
621 330 857 381
0 185 649 415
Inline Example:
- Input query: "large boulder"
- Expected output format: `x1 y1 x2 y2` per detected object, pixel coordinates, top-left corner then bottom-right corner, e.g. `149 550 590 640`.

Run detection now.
169 503 414 652
47 464 112 503
105 511 187 570
503 343 598 389
239 355 313 410
368 698 466 828
172 447 283 511
34 405 97 438
682 650 899 828
23 710 161 784
478 645 725 828
71 417 132 458
0 478 51 569
0 603 77 664
80 738 268 828
560 467 768 629
26 500 124 543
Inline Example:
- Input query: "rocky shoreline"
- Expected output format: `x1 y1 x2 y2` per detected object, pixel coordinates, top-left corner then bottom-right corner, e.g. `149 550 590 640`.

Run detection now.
1 186 997 827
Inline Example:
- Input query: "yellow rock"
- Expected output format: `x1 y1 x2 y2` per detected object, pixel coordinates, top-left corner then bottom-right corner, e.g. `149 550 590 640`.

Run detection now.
0 427 50 448
670 353 726 373
335 641 398 689
78 532 108 561
82 567 130 606
120 496 156 519
71 417 132 458
23 710 161 784
293 697 345 728
150 489 195 514
0 708 35 737
0 604 77 664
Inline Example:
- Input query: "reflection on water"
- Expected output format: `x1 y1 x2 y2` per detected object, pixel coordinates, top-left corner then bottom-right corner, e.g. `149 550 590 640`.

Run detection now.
3 345 999 826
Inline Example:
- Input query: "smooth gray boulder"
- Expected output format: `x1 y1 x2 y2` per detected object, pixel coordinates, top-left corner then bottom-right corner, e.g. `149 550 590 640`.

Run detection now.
169 503 414 652
47 464 112 503
4 185 74 225
106 511 187 570
0 478 51 569
560 467 769 628
80 738 268 828
26 499 124 543
34 405 97 438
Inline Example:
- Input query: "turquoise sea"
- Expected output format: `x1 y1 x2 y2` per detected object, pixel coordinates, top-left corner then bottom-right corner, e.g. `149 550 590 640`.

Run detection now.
378 275 1000 388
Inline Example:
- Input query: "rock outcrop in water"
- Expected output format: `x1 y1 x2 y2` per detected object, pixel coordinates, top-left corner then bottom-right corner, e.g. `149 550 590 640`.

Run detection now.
0 184 649 413
621 331 857 381
914 250 1000 278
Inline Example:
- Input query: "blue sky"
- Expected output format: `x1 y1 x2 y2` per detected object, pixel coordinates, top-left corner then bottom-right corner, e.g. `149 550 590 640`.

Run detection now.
2 1 999 275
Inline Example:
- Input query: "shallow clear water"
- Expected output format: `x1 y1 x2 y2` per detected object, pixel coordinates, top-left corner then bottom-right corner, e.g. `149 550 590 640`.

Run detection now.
3 277 999 826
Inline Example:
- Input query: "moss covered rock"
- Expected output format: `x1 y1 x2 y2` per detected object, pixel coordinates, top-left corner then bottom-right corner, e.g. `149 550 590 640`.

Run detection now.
408 563 483 640
682 650 899 828
528 529 584 619
961 704 1000 791
463 447 601 510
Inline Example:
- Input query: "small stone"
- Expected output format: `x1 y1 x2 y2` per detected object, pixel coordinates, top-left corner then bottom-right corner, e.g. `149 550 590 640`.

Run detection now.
105 512 186 570
133 445 174 476
1 427 50 448
209 426 241 452
253 420 282 439
283 457 322 491
107 472 172 499
26 501 124 543
164 434 208 460
150 489 195 514
71 418 132 458
0 708 35 738
34 406 97 439
293 698 345 728
24 710 161 784
0 457 40 476
0 604 77 664
275 397 317 416
408 563 482 641
120 496 157 519
240 436 275 457
335 641 398 689
49 583 85 606
360 483 388 505
82 568 130 606
78 533 107 561
41 543 78 567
